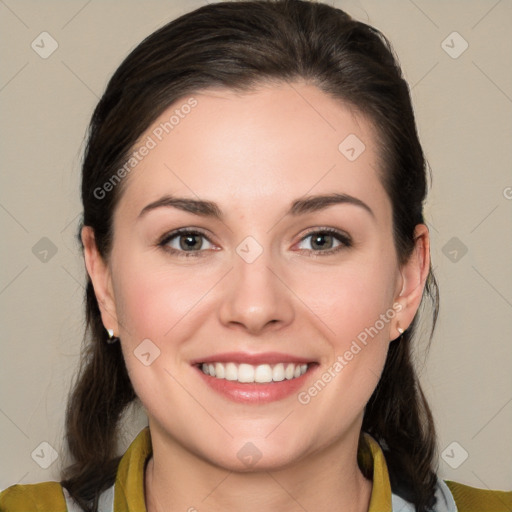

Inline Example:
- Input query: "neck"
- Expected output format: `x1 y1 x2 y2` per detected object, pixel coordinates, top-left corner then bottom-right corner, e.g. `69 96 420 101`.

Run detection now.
144 425 373 512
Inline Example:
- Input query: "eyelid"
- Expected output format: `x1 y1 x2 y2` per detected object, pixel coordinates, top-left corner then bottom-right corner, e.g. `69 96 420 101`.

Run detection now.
158 226 212 244
298 226 352 242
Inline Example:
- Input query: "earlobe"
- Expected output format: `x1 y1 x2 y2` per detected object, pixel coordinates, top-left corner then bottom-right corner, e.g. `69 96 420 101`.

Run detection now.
81 226 119 334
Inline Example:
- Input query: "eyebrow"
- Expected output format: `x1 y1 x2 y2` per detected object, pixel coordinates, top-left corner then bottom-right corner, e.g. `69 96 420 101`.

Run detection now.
138 192 374 220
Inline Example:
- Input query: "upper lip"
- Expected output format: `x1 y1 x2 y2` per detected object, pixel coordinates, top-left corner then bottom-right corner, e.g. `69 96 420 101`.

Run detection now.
191 352 316 366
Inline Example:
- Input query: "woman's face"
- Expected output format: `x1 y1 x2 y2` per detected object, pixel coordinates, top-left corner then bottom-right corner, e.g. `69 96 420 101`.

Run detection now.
86 81 427 470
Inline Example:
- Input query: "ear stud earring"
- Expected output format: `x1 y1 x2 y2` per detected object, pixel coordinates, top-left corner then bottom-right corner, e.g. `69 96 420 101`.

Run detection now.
397 326 404 335
106 328 119 344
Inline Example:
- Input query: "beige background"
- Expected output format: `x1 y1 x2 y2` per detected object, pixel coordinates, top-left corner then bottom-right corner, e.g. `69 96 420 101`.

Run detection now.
1 0 511 494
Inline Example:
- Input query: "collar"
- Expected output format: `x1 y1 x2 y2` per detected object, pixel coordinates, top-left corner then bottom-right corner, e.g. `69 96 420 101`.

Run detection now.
111 427 395 511
109 427 456 512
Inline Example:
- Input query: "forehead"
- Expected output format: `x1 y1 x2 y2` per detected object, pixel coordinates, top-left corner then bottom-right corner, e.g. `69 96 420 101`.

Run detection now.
114 81 390 224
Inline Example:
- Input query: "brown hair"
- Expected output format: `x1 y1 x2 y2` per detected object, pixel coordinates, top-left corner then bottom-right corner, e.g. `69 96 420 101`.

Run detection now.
62 1 440 510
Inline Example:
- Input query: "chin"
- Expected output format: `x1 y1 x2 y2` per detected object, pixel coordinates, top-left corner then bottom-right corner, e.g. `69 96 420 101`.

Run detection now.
195 436 308 474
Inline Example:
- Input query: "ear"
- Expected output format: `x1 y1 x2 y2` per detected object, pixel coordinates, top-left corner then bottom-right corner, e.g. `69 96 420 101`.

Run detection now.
393 224 430 338
81 226 119 336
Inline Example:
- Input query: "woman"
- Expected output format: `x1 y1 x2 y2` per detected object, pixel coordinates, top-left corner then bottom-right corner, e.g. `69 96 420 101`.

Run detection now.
1 1 510 511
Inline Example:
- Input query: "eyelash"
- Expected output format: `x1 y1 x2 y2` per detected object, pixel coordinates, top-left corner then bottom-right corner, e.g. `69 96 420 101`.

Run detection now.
157 227 352 258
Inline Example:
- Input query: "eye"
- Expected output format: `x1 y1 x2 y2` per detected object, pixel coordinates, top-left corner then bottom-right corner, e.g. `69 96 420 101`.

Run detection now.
158 228 216 257
158 227 352 258
296 228 352 255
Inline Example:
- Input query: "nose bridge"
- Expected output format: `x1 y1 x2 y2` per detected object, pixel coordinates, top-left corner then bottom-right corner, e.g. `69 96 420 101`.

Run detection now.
218 235 294 333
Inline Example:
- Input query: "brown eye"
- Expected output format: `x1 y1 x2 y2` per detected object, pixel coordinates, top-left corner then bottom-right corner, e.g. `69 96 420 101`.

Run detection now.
159 229 215 257
177 233 204 251
297 229 352 255
310 232 335 250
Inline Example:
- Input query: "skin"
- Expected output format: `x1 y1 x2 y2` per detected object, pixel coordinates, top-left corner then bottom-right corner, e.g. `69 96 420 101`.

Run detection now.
82 81 430 512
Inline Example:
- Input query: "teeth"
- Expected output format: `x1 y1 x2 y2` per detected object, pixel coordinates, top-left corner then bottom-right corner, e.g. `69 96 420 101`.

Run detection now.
272 363 285 382
215 362 225 379
225 362 237 381
200 362 309 383
238 363 255 383
254 364 272 383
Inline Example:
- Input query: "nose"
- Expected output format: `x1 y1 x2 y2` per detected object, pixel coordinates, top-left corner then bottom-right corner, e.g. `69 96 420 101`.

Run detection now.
218 247 295 335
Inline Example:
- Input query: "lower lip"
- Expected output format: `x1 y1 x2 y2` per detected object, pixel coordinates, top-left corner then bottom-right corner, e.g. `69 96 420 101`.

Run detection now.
195 365 318 404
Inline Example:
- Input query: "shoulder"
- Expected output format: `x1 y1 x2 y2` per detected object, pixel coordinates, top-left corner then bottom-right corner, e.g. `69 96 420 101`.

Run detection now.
0 481 67 512
444 479 512 512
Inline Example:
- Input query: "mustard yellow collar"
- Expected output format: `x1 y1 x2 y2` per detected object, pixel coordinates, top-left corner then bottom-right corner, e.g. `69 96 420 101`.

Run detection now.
113 427 393 512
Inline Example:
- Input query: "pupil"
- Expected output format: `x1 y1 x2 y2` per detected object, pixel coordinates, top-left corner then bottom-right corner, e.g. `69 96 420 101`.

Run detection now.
180 234 200 250
312 233 332 250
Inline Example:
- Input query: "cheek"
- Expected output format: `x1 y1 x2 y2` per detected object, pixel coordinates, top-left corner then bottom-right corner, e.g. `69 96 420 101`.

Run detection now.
290 251 398 349
112 256 214 342
292 261 397 445
110 257 215 417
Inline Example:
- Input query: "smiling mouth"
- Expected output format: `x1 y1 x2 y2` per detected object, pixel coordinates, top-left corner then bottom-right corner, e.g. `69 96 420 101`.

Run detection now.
198 361 312 383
